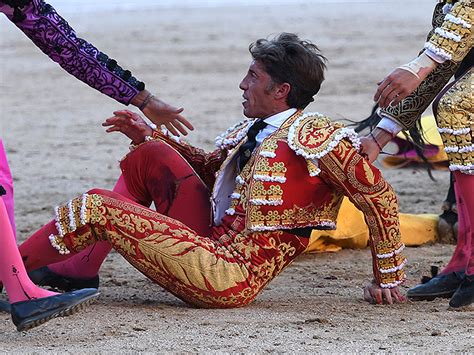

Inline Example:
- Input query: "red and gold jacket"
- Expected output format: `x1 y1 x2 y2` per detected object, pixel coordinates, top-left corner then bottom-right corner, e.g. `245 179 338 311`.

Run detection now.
148 110 406 288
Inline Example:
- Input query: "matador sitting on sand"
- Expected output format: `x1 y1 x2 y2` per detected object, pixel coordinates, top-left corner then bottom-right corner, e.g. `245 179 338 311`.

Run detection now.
2 34 407 326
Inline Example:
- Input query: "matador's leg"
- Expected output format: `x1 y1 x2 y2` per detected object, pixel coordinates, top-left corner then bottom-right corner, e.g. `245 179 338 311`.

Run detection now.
119 140 212 235
41 140 212 282
44 176 137 280
20 189 307 308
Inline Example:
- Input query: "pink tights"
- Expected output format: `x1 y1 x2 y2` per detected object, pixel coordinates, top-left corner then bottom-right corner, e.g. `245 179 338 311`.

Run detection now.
0 198 58 303
441 171 474 276
0 139 16 238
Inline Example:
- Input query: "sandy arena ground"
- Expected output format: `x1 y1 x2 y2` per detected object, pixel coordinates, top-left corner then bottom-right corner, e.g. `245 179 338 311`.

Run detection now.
0 0 472 352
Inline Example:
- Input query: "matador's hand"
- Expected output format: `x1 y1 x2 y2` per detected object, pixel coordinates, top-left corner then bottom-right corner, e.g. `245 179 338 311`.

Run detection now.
102 110 153 144
374 68 423 108
363 280 406 305
359 136 381 163
359 128 394 163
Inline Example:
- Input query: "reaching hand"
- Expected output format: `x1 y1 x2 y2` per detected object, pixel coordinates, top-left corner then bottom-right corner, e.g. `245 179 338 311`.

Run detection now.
102 110 153 144
141 97 194 137
374 68 423 108
363 280 406 305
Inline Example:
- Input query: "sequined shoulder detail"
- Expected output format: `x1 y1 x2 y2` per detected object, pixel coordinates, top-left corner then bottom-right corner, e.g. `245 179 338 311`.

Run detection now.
215 119 253 150
287 112 361 160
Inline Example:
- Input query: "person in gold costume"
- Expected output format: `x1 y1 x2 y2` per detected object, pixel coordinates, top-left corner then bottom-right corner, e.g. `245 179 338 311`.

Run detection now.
1 34 407 331
361 0 473 308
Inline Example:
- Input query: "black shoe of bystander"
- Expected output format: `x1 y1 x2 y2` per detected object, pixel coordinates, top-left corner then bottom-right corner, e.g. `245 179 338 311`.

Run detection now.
29 266 99 292
449 274 474 309
407 271 465 300
11 288 99 331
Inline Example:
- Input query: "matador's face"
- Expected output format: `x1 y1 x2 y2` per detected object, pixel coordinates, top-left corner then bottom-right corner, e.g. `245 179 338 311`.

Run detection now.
239 60 279 119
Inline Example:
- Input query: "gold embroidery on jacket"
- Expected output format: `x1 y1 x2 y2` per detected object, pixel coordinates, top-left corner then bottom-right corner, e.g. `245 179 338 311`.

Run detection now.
437 68 473 172
319 140 405 286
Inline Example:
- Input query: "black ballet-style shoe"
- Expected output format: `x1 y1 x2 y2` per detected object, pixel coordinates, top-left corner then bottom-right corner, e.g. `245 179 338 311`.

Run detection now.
0 285 11 313
28 266 99 292
407 271 465 300
11 288 100 331
0 285 10 313
0 299 11 313
449 274 474 309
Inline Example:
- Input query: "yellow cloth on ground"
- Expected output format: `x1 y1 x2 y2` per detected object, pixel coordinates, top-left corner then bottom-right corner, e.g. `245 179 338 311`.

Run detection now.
307 197 438 253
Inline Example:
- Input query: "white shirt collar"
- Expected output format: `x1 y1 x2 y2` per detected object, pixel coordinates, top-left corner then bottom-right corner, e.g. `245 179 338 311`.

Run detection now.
262 108 297 128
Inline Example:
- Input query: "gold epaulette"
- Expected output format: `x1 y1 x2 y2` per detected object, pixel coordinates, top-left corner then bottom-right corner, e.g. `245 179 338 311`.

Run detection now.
287 112 361 164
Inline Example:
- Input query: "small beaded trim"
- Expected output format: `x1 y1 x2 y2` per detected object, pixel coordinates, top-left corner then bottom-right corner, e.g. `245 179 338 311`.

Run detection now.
160 127 181 143
449 164 474 174
424 42 452 61
380 277 405 289
444 13 472 29
308 167 322 177
235 175 245 185
225 208 236 215
49 234 71 255
215 119 253 149
434 27 462 42
379 258 407 274
249 198 284 206
377 244 405 259
444 144 474 153
259 151 276 158
442 3 453 14
253 174 287 183
438 127 470 135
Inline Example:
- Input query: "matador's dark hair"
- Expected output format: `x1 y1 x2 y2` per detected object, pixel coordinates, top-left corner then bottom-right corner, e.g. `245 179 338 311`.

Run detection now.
249 33 327 109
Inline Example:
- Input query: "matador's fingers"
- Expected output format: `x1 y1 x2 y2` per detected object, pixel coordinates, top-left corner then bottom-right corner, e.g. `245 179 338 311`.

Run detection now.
391 288 406 303
105 126 122 133
373 287 383 305
382 289 394 305
363 286 374 304
112 110 141 120
104 115 135 125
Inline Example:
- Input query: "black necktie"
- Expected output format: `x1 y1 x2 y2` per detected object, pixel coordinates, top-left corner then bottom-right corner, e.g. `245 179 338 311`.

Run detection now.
237 119 268 170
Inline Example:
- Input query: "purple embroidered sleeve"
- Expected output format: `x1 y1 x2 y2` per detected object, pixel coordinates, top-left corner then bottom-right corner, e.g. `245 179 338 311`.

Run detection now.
0 0 145 105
